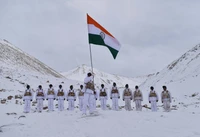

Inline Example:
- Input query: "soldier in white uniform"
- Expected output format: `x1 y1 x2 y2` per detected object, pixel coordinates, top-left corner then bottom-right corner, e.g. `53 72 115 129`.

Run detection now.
161 86 172 112
91 89 98 111
23 85 33 113
46 84 55 112
99 84 108 110
133 86 143 111
82 73 95 115
56 85 65 111
67 85 76 111
78 85 84 111
123 84 132 111
110 82 120 111
35 85 45 112
148 86 159 112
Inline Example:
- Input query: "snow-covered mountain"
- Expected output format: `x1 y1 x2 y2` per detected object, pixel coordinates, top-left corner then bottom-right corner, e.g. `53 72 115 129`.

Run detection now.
0 39 67 91
62 64 152 88
141 43 200 101
0 39 63 78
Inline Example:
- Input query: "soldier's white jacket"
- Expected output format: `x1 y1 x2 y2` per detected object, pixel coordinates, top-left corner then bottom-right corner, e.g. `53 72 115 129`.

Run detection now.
123 88 132 100
55 88 66 100
148 90 159 101
66 89 76 100
161 90 172 102
99 88 108 100
84 76 94 94
133 89 143 101
23 89 33 100
78 89 85 99
46 88 55 99
110 87 120 98
35 88 45 100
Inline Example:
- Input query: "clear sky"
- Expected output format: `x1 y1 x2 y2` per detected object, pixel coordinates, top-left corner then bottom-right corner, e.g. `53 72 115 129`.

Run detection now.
0 0 200 77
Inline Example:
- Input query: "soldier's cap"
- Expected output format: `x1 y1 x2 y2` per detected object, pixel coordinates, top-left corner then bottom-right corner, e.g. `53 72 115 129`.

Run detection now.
113 82 116 85
125 84 129 88
38 85 42 88
101 84 104 87
27 85 30 88
59 85 62 88
70 85 73 88
150 86 154 90
49 84 53 87
135 85 139 89
80 85 83 87
87 72 92 76
163 86 167 89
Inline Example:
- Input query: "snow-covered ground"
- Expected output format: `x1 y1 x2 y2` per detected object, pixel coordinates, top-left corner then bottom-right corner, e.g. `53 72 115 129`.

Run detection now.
1 96 200 137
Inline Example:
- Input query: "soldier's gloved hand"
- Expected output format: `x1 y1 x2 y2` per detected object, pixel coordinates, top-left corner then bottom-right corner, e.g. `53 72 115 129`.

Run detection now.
64 99 65 100
74 99 76 101
96 98 97 100
46 99 48 100
110 97 112 99
56 99 58 101
43 99 45 100
30 100 32 101
23 99 25 101
162 101 163 103
156 100 158 102
67 99 68 101
131 98 132 100
149 101 151 103
54 98 55 100
118 97 120 99
123 99 124 101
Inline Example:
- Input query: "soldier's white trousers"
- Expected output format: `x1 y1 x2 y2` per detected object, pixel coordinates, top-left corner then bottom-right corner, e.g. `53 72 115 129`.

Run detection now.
125 99 132 111
58 99 64 111
82 93 94 114
163 100 170 111
92 98 96 110
79 98 84 111
24 99 31 113
48 99 54 111
135 99 142 111
68 99 75 111
150 100 157 112
37 99 43 112
112 98 119 110
100 98 107 110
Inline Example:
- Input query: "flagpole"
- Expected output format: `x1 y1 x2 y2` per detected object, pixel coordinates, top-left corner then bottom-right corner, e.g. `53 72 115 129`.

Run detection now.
89 43 94 74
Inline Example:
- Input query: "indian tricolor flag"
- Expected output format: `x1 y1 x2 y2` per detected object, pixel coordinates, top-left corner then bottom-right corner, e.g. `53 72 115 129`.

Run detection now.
87 14 121 59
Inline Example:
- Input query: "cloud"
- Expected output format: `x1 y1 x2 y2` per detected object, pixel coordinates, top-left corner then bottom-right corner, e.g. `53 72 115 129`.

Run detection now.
0 0 200 77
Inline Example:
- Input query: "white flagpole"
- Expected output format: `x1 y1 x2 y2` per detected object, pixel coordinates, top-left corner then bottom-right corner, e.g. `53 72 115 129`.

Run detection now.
88 44 94 74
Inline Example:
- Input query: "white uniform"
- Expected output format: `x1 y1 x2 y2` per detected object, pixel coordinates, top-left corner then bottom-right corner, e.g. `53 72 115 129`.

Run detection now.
23 89 33 113
91 90 98 111
56 88 65 111
99 88 108 110
35 88 45 112
110 87 120 110
46 88 55 111
78 89 84 111
67 89 76 111
123 88 132 111
148 90 159 112
133 89 143 111
161 90 172 112
82 76 95 115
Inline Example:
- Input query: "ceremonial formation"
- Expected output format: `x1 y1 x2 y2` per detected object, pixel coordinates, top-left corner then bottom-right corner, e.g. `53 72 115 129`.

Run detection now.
23 72 172 114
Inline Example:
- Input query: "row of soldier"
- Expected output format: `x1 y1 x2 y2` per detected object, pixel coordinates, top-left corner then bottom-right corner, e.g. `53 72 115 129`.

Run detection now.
23 73 172 114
